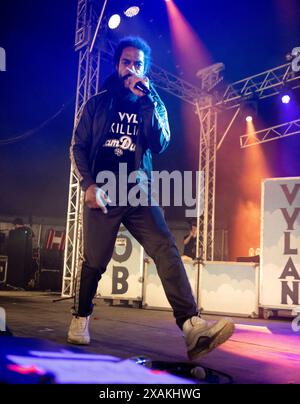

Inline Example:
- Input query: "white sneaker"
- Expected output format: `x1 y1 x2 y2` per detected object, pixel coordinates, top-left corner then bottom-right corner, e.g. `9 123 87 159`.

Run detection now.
67 316 90 345
183 316 234 360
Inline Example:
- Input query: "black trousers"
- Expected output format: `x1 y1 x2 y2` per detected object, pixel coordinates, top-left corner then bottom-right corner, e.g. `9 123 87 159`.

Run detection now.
74 204 198 329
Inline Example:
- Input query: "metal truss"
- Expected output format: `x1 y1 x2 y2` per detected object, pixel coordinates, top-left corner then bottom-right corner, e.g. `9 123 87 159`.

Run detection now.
192 62 300 255
195 99 218 260
62 0 101 297
210 63 300 153
149 63 204 105
194 64 224 260
240 118 300 148
217 63 300 110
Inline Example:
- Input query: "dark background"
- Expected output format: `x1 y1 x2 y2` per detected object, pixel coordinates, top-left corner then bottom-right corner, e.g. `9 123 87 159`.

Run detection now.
0 0 299 227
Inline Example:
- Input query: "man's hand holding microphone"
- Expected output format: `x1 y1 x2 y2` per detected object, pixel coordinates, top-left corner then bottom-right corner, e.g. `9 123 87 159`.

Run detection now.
123 67 150 97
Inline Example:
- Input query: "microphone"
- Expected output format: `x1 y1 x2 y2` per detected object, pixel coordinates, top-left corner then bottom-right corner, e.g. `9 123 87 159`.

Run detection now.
121 73 151 95
134 81 150 95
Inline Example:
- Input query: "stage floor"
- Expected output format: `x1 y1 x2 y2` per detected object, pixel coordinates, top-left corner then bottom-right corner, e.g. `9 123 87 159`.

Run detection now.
0 291 299 384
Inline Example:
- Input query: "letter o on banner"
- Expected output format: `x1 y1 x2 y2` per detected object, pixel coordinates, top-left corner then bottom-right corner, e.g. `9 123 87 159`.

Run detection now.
113 236 132 263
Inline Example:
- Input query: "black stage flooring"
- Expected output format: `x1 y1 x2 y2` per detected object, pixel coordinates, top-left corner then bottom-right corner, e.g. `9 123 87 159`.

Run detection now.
0 291 299 384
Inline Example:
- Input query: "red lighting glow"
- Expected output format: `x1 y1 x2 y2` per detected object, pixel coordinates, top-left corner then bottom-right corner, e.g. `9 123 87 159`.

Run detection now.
165 0 212 169
7 364 45 375
165 0 211 77
229 119 271 259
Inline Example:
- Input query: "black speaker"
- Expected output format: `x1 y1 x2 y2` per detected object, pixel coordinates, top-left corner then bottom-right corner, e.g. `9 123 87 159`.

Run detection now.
0 232 6 255
7 227 33 288
39 268 62 292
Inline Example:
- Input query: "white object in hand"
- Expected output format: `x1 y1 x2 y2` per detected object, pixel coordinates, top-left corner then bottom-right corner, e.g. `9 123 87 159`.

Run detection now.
95 188 111 214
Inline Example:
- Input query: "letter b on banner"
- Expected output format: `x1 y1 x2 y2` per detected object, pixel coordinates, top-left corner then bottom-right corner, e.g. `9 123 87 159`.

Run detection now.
112 266 129 294
96 230 143 299
111 236 132 294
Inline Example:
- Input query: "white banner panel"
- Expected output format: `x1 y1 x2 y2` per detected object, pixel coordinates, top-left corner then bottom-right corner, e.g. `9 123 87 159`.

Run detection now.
199 261 259 317
260 177 300 308
143 257 198 309
97 228 144 300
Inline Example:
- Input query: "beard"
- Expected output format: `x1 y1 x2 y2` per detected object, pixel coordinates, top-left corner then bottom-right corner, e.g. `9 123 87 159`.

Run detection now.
117 74 138 102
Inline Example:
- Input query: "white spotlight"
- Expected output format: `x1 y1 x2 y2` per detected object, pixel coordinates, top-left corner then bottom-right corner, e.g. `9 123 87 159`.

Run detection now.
124 6 140 18
108 14 121 29
281 94 291 104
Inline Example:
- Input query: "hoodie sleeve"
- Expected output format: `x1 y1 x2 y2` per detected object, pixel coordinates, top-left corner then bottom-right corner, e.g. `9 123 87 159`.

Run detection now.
70 97 96 191
138 86 171 154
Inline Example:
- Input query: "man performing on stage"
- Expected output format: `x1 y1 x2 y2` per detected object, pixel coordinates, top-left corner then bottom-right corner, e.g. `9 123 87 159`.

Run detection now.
68 36 234 360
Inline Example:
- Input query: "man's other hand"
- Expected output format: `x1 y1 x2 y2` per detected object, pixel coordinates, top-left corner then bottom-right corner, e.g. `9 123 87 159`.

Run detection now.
85 184 111 213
